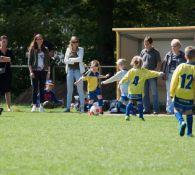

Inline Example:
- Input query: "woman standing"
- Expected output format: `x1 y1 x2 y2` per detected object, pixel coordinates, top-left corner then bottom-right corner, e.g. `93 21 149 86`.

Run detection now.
28 34 51 112
64 36 85 112
0 35 13 112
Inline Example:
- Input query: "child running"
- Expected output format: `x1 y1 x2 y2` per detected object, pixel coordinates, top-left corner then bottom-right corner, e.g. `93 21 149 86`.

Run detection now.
119 56 164 121
170 46 195 137
101 58 129 105
75 60 109 114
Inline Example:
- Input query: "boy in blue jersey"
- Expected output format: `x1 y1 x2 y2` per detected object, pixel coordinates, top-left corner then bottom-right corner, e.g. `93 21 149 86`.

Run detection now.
170 46 195 137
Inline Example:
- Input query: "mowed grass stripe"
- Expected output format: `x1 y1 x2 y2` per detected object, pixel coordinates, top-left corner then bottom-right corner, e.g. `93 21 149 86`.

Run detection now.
0 110 194 175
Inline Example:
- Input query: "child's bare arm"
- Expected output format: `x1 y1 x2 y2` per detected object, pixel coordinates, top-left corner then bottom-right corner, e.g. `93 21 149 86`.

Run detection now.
99 74 109 79
74 76 84 85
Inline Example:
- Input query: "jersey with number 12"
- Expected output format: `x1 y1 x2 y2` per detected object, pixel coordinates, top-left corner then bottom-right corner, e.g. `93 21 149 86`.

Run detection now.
170 63 195 100
120 68 161 95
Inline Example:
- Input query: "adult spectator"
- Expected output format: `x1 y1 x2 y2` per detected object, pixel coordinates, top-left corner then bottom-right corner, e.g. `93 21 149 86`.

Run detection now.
140 36 161 114
161 39 185 114
0 35 13 112
64 36 85 112
28 34 51 112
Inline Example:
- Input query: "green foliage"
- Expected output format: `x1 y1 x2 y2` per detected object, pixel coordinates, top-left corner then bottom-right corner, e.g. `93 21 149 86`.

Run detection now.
0 109 195 174
1 0 195 97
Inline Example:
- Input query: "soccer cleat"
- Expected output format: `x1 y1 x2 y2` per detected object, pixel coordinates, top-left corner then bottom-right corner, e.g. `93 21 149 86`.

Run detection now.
0 108 3 115
179 122 186 137
39 105 45 112
31 105 36 112
140 117 145 121
125 115 130 121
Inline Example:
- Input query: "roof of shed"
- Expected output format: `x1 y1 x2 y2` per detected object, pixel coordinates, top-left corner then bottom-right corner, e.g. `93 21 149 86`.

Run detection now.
112 26 195 40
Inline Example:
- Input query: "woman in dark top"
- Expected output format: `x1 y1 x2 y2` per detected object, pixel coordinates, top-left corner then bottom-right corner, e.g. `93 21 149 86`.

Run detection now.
28 34 51 112
0 35 13 112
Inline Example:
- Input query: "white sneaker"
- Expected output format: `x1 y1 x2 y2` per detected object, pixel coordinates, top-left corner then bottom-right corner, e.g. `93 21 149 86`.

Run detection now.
31 105 36 112
39 105 45 112
7 108 12 112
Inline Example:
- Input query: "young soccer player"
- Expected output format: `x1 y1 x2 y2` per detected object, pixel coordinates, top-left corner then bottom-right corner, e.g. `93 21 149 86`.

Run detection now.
119 56 164 121
75 60 109 114
170 46 195 137
101 58 129 105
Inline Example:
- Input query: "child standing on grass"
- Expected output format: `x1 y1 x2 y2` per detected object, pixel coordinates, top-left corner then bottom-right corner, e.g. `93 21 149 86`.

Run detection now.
170 46 195 137
75 60 109 114
101 58 129 105
119 56 164 121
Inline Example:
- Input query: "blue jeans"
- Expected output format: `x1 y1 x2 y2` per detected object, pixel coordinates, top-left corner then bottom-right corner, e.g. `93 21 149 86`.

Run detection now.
66 68 84 109
165 73 174 113
143 78 159 113
31 70 47 104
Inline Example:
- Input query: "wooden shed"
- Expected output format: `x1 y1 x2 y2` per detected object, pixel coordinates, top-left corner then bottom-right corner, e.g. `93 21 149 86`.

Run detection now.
112 26 195 103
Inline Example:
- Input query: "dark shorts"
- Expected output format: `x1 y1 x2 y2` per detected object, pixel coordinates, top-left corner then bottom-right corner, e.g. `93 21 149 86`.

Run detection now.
120 95 128 102
88 88 101 100
128 94 142 101
174 96 193 113
0 71 12 94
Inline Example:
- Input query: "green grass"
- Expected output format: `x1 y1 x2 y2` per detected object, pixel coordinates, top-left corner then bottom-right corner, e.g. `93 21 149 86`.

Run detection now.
0 106 195 175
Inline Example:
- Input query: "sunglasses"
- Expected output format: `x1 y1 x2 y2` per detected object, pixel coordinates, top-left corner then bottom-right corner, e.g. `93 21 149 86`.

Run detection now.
71 41 78 44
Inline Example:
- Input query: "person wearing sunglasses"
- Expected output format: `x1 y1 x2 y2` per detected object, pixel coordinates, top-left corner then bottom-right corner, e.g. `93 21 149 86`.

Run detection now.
64 36 85 113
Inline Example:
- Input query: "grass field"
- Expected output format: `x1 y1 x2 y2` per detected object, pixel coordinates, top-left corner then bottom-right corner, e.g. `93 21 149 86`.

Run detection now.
0 106 195 175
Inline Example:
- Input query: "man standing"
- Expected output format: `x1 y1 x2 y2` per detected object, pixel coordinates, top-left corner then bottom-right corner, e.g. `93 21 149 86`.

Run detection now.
140 36 161 114
161 39 185 114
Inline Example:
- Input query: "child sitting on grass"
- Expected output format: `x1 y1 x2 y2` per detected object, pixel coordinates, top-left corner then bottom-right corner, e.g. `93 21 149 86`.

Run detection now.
170 46 195 137
75 60 109 114
119 56 164 121
37 80 63 109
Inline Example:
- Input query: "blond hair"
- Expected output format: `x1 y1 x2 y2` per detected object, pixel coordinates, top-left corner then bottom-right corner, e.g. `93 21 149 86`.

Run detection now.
185 46 195 60
130 56 143 68
116 58 126 66
171 39 181 47
90 59 101 72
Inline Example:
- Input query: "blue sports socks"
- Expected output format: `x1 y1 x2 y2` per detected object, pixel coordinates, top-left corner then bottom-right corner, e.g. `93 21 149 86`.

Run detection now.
98 99 103 107
186 115 193 136
126 102 133 116
175 111 184 125
137 103 143 118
